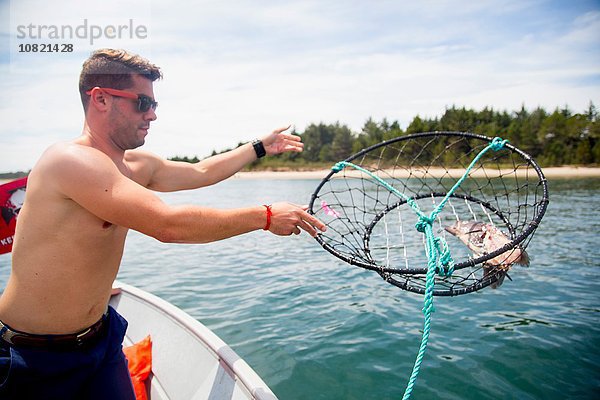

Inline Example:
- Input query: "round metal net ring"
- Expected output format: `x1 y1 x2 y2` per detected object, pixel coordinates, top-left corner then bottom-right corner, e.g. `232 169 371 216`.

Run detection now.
309 131 549 296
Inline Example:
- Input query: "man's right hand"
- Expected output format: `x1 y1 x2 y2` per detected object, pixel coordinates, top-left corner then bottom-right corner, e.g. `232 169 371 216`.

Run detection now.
267 202 327 237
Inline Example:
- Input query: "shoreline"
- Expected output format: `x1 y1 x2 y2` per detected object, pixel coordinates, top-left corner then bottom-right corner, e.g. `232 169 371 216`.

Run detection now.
2 166 600 185
232 166 600 180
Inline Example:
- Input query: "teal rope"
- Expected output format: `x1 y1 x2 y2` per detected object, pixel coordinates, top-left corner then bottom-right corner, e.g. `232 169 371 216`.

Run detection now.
331 161 454 276
331 136 507 399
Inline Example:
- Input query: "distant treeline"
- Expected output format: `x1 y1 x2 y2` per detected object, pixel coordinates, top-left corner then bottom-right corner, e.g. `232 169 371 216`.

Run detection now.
168 156 200 163
0 171 28 180
183 103 599 169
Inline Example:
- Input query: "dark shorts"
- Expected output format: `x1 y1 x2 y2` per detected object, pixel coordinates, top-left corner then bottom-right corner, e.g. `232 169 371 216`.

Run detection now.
0 306 135 400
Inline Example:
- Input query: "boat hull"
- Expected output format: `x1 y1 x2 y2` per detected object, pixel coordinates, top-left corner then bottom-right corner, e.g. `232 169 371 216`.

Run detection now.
110 281 277 400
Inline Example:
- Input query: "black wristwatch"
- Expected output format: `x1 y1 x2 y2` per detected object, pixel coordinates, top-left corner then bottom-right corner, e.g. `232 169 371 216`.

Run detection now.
251 139 266 158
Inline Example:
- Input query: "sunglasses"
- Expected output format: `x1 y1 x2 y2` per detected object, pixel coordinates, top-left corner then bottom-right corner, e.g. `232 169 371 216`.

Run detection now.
86 87 158 112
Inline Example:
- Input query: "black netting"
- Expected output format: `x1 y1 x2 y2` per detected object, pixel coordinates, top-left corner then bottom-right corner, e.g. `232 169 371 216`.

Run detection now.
309 132 549 296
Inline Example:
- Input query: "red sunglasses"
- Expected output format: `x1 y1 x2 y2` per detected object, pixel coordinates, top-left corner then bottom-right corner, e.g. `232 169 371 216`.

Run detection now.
86 87 158 112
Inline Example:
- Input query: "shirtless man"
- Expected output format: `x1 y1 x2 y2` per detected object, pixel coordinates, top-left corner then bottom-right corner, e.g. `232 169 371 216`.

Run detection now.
0 49 325 399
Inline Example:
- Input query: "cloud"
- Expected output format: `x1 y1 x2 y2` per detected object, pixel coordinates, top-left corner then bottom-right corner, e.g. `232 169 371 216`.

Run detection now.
1 0 599 171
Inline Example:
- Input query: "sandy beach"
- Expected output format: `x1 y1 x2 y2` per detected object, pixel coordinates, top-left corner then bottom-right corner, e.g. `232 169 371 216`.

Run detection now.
1 166 600 185
232 166 600 180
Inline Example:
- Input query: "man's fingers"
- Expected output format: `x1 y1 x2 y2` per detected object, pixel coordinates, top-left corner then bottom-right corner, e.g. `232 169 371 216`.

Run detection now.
296 208 327 234
268 202 327 237
281 137 303 147
297 219 318 237
279 132 302 141
306 215 327 233
284 141 304 152
299 206 327 231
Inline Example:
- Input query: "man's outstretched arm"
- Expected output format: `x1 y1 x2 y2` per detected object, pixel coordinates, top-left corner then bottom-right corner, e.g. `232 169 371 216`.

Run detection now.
47 142 324 243
127 126 303 192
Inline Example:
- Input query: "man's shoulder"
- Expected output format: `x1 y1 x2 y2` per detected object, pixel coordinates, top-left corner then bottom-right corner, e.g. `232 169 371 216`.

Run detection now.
124 149 165 187
31 142 117 193
44 141 108 160
124 149 162 163
38 142 112 173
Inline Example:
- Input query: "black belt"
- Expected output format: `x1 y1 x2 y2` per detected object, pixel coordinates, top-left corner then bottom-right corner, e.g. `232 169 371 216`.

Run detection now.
0 311 109 350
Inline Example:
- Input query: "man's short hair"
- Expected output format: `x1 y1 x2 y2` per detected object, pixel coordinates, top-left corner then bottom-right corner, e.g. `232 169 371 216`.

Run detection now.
79 49 162 111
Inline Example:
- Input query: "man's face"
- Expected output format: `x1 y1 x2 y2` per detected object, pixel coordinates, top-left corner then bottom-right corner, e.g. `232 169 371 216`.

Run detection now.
108 74 157 150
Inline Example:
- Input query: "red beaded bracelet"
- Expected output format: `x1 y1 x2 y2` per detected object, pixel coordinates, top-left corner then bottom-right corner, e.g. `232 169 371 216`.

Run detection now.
263 204 272 230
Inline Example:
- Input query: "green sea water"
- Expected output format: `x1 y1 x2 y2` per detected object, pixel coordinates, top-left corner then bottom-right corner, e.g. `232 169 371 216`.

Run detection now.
1 177 598 399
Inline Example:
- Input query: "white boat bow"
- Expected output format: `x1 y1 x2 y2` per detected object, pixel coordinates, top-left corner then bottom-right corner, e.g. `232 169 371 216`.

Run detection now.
110 281 278 400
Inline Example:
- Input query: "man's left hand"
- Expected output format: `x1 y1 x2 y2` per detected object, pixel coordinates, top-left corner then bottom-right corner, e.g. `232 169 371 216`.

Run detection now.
261 125 304 155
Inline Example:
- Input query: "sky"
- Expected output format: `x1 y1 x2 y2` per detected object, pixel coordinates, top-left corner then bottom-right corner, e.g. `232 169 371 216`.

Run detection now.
0 0 599 172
